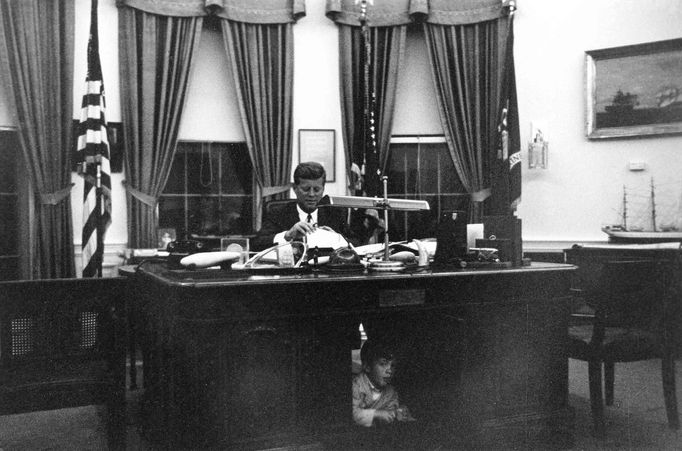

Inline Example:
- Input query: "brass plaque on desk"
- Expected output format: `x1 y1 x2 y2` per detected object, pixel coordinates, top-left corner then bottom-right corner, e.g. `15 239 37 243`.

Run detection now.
379 289 426 307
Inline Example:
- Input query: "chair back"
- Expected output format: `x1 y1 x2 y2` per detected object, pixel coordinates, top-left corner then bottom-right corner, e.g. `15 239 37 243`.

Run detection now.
265 198 296 216
597 259 668 331
0 277 126 415
567 249 680 347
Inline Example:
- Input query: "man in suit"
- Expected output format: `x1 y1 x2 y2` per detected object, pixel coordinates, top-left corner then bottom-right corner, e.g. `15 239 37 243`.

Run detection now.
252 161 352 251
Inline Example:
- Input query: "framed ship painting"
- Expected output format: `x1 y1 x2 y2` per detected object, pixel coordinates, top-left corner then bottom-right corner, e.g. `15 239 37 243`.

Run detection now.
586 38 682 139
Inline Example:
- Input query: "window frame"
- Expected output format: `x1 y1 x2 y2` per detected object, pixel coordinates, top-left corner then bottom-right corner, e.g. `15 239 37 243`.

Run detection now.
158 140 254 240
386 135 468 241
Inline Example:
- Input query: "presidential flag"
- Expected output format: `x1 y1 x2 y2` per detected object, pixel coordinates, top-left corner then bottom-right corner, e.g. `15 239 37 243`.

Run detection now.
78 0 111 278
498 6 521 211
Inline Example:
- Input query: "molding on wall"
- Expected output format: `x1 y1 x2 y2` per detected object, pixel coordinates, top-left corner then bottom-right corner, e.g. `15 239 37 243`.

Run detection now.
523 239 608 252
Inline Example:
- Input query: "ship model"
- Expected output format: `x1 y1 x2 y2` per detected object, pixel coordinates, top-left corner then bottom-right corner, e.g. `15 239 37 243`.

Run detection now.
602 178 682 243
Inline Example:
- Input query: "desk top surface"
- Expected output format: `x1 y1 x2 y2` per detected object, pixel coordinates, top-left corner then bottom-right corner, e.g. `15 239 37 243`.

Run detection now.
568 242 682 251
132 261 574 288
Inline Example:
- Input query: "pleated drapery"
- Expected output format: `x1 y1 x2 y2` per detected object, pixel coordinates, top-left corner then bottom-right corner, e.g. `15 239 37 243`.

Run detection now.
216 0 303 230
117 0 302 240
424 20 501 220
326 0 519 216
0 0 76 279
117 0 305 22
221 19 297 230
337 24 405 197
118 6 202 248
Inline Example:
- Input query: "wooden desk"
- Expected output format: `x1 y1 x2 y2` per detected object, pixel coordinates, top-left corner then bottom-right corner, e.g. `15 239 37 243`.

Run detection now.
134 262 575 449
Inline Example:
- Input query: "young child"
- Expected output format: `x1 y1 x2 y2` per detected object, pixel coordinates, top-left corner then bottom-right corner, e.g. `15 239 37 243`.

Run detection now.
352 338 414 427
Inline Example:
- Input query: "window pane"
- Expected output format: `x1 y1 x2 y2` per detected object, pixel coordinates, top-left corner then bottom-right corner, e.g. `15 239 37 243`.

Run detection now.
160 141 254 237
186 144 220 195
187 196 253 236
0 257 19 281
221 143 252 194
387 138 466 241
0 131 18 193
159 196 185 228
417 147 440 193
220 196 252 235
164 150 186 194
387 145 408 194
437 147 461 193
0 196 17 255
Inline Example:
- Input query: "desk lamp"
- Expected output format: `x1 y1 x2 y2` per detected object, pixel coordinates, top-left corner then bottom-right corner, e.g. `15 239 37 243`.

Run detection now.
328 177 430 270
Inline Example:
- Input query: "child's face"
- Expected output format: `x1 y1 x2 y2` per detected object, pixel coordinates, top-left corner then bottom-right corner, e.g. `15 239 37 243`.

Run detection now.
366 357 394 388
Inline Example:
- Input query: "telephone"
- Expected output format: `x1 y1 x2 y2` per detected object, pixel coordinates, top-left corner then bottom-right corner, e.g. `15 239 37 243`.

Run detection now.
166 239 208 268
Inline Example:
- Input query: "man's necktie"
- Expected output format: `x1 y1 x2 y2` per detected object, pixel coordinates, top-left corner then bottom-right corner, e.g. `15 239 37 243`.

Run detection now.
307 213 313 223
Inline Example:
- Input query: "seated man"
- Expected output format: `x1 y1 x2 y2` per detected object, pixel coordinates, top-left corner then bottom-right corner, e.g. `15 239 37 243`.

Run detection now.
252 161 353 251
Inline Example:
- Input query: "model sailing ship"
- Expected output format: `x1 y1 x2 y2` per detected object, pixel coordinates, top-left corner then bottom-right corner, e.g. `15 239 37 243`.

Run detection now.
602 178 682 243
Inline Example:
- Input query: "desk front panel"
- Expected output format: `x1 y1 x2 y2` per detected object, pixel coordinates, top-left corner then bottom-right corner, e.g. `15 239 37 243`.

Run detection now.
134 262 574 448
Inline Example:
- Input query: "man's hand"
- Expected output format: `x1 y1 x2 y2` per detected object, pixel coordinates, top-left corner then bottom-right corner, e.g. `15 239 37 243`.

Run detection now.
284 220 316 241
373 409 396 425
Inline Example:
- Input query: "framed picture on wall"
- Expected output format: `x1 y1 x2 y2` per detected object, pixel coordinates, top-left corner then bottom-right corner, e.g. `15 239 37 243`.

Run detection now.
298 129 335 182
586 38 682 139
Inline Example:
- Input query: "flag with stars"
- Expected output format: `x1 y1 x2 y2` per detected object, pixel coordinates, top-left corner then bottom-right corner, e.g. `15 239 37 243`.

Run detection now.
78 0 111 277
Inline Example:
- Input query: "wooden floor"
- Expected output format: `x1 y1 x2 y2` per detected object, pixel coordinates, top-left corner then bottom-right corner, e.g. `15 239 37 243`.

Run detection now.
1 358 681 450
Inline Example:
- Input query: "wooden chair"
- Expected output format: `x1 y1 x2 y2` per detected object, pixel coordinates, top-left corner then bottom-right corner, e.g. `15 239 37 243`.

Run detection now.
566 256 680 438
0 277 127 449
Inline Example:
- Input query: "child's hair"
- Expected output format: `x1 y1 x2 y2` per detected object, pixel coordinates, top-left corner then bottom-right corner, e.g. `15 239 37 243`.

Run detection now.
360 338 396 367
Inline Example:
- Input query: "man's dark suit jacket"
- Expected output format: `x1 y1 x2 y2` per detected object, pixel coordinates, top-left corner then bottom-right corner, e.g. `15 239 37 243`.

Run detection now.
251 196 352 251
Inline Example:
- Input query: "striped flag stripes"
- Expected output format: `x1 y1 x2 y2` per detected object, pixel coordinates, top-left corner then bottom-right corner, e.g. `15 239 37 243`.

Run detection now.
78 0 111 277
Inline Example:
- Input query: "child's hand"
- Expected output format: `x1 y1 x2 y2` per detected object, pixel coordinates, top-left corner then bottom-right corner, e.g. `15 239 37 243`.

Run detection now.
374 409 396 424
396 406 416 422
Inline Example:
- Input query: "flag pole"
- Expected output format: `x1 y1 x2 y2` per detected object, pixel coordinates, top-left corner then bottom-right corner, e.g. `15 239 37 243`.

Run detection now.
96 163 103 278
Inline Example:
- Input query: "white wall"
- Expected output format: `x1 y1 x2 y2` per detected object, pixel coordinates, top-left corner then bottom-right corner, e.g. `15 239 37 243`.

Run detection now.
292 0 346 195
3 0 682 256
514 0 682 248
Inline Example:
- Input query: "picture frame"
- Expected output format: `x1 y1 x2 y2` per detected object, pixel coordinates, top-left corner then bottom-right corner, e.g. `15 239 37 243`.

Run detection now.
157 227 176 250
586 38 682 139
298 129 335 182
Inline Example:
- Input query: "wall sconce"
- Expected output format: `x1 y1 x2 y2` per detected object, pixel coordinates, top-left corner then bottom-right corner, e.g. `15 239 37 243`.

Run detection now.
528 127 548 169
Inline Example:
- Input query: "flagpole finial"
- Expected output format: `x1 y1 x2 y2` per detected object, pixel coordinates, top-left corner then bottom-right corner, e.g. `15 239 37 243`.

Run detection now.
506 0 516 16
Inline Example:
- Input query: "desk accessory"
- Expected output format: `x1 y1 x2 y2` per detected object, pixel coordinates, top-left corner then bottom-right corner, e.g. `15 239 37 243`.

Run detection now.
328 177 430 271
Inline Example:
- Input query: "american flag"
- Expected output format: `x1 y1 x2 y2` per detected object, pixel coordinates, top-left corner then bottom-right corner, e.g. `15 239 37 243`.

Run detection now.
78 0 111 278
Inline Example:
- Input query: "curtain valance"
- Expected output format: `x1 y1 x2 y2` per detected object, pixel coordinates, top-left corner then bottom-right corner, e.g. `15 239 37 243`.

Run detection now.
325 0 512 27
117 0 305 23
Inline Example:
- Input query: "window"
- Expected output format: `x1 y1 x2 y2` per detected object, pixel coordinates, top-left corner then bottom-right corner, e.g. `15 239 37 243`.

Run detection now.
386 136 467 241
0 129 19 280
158 142 254 239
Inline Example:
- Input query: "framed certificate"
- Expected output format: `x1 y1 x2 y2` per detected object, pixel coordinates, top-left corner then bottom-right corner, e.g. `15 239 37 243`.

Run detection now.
298 129 335 182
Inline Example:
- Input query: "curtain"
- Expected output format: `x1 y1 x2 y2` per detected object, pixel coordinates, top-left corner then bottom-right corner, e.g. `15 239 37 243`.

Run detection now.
326 0 518 217
327 1 408 196
337 24 405 197
118 0 305 21
220 19 298 230
422 0 516 220
0 0 76 279
118 5 202 248
117 0 303 235
214 0 304 230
